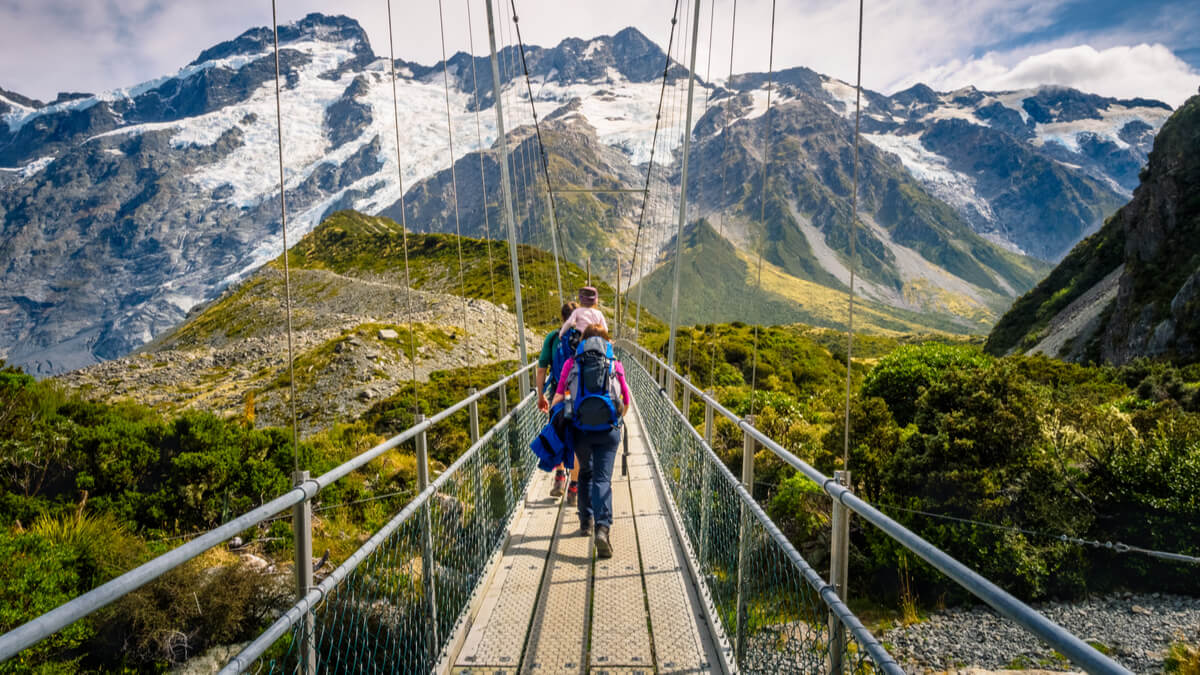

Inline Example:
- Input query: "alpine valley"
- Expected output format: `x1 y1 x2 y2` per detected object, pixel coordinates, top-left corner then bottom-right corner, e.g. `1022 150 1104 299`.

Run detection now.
0 13 1176 374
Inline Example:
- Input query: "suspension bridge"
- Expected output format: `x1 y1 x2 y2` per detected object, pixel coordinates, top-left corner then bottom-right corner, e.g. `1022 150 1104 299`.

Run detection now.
0 0 1160 673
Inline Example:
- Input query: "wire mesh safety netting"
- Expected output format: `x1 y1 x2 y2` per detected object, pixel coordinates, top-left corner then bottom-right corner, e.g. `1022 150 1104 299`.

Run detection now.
245 396 542 673
621 348 893 674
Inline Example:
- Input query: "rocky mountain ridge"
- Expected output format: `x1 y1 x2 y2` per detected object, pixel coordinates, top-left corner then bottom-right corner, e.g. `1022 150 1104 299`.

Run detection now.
986 94 1200 364
0 12 1176 373
60 211 573 435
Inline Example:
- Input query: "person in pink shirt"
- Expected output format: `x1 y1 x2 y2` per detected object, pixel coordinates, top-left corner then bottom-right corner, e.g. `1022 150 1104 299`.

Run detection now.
550 325 628 558
558 286 608 338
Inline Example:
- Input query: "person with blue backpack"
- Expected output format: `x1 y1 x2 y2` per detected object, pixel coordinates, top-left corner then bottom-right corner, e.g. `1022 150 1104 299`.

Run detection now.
536 301 580 501
549 325 630 559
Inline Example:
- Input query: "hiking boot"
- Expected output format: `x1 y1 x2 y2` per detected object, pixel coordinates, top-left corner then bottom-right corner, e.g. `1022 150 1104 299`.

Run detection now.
595 525 612 559
578 516 593 535
550 470 566 497
566 483 578 506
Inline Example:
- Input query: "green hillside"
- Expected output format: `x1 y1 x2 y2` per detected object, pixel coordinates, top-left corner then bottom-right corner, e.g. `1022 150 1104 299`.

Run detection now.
287 210 622 328
633 219 998 335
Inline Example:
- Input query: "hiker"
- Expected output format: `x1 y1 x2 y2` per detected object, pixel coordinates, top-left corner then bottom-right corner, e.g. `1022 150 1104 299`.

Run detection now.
558 286 608 338
536 302 581 502
550 324 629 559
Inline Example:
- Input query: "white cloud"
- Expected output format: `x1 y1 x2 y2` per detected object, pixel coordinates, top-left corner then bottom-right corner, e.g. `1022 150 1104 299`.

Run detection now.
897 43 1200 107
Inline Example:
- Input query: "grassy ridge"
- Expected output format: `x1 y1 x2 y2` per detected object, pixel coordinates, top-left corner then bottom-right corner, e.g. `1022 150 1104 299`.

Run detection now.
285 210 627 330
633 219 997 335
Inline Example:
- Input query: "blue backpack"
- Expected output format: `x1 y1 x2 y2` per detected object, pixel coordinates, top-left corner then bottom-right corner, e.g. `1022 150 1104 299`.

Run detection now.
566 337 623 431
547 327 582 391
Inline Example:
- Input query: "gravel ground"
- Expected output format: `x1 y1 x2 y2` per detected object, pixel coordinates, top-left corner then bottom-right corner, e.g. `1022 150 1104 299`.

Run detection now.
881 593 1200 674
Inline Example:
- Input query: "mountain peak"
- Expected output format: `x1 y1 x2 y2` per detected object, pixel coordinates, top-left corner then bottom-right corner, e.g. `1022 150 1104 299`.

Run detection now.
0 86 44 110
189 13 373 67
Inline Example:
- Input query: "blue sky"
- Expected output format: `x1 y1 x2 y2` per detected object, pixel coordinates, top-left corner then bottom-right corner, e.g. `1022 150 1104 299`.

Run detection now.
1 0 1198 107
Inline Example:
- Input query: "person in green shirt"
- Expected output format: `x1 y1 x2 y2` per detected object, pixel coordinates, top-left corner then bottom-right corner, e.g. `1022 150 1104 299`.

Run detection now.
536 302 579 502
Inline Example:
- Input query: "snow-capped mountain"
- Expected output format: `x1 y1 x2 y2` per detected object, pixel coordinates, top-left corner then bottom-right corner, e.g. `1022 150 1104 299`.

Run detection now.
0 13 1174 374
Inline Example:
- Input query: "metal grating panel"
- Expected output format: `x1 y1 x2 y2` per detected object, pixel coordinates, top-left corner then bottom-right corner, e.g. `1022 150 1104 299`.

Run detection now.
590 470 653 669
455 471 561 670
521 488 592 674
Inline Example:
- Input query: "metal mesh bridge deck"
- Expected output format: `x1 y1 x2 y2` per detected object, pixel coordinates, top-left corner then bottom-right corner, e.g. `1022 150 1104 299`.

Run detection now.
449 396 724 674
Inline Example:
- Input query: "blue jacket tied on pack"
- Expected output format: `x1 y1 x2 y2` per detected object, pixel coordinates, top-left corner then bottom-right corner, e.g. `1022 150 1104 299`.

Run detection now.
530 401 573 472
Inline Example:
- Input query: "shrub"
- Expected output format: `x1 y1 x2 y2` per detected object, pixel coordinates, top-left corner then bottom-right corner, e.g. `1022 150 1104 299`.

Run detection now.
861 343 990 426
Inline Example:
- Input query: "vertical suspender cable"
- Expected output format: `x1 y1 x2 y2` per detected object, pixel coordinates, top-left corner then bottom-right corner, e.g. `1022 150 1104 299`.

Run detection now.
842 0 865 470
710 0 738 387
385 0 421 404
622 0 681 335
665 0 704 381
485 0 531 385
509 1 565 305
269 0 301 464
436 0 474 384
464 0 503 360
748 0 777 417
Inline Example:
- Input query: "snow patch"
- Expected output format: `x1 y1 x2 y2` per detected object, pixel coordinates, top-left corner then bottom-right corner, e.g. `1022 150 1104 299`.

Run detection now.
523 77 712 165
1033 104 1171 154
821 78 862 117
864 132 997 226
582 40 603 59
0 156 55 180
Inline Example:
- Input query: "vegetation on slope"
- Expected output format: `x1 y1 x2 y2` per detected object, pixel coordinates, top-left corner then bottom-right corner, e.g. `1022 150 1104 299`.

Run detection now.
985 214 1126 356
637 329 1200 605
286 210 625 329
0 356 523 672
634 219 1000 335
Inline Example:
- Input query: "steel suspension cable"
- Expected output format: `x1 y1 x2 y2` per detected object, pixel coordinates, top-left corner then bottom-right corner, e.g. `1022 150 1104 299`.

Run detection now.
643 15 687 343
842 0 865 470
710 0 738 388
464 0 502 360
508 0 566 305
269 0 301 464
385 0 421 406
495 2 534 326
436 0 474 385
748 0 777 417
622 0 682 334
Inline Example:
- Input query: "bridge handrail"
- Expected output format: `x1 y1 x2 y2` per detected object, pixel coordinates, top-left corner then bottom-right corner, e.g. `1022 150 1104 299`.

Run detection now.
0 362 536 665
617 339 1130 675
626 348 901 672
221 389 538 673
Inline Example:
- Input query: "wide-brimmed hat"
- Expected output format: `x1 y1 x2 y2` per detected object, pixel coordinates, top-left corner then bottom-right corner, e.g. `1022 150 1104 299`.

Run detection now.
578 286 598 306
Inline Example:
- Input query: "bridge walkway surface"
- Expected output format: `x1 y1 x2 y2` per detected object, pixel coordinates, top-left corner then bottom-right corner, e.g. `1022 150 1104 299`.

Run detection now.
449 396 723 674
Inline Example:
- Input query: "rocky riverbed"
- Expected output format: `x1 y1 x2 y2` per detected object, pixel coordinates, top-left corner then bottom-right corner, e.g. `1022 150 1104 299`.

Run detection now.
882 592 1200 673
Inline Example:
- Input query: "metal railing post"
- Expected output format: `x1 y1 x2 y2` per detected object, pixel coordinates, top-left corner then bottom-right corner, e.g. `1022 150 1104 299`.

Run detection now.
291 471 316 675
415 414 440 658
682 385 691 422
699 391 714 566
829 470 852 673
468 388 481 443
735 417 755 665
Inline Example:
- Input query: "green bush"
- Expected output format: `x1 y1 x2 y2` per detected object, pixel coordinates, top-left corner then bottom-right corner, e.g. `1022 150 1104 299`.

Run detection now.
871 361 1091 599
861 343 991 426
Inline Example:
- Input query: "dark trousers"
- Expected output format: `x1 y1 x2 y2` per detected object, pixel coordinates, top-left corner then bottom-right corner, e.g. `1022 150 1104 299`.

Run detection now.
571 425 622 527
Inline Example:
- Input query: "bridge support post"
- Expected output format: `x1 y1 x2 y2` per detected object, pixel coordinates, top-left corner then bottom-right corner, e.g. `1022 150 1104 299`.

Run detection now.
700 389 715 562
291 471 316 675
484 0 530 396
735 419 755 666
699 391 714 567
829 470 852 673
416 414 441 660
468 388 481 443
682 386 691 422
